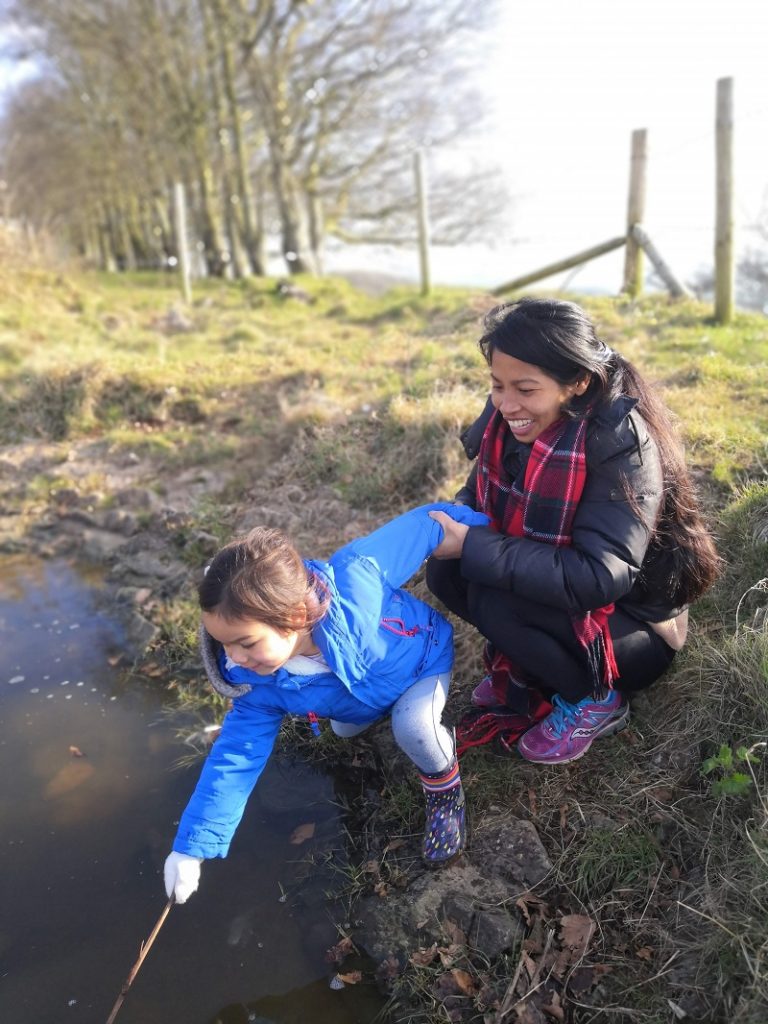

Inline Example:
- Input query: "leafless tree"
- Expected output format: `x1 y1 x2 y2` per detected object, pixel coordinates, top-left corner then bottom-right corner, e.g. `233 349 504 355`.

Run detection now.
1 0 506 276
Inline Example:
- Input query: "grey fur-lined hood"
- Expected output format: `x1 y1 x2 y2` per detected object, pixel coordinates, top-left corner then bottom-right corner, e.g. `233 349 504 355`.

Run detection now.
198 623 253 699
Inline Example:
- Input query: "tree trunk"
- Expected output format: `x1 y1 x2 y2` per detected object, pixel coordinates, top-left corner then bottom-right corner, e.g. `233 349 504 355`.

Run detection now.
271 146 312 274
211 0 265 275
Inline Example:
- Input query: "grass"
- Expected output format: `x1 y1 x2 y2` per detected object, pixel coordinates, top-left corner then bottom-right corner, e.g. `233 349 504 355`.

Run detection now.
2 257 768 1022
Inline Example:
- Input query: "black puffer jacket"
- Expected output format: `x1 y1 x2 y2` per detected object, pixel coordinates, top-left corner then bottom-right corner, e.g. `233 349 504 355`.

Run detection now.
455 396 683 623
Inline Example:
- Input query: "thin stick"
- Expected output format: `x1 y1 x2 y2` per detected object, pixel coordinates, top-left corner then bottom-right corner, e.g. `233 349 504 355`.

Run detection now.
105 898 174 1024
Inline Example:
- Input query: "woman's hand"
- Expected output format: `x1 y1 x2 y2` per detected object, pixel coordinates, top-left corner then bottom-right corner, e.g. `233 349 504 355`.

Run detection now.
429 510 469 559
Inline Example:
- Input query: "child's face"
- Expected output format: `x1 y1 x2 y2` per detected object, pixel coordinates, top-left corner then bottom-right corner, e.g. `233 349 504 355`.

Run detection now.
202 610 302 676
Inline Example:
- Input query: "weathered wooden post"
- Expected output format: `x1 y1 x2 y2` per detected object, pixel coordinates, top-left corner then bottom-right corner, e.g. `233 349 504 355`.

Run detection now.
715 77 734 324
622 128 648 297
414 149 431 297
173 181 192 304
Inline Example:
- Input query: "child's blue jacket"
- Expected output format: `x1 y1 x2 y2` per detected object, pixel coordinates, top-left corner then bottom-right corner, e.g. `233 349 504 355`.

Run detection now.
173 502 489 859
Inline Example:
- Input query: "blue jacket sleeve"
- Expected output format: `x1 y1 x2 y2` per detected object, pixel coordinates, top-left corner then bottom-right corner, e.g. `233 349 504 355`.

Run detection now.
335 502 490 589
172 699 284 859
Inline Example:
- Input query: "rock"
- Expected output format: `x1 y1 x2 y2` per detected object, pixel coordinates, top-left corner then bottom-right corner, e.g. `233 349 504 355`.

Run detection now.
441 894 476 935
352 815 551 964
53 488 83 508
101 508 140 536
115 586 153 607
275 279 314 303
469 907 522 958
115 550 183 581
152 305 194 333
124 611 160 656
59 508 99 528
112 488 161 511
81 528 129 561
190 530 220 557
480 818 553 890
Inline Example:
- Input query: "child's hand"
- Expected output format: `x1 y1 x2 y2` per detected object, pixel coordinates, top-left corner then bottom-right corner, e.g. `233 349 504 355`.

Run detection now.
429 510 469 559
164 851 203 903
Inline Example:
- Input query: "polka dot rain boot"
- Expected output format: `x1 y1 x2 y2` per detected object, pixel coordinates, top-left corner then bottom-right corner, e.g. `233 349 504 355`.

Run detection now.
419 761 466 867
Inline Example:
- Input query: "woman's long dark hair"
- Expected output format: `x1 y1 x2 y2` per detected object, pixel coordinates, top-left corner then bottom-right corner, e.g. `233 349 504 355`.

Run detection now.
478 298 720 605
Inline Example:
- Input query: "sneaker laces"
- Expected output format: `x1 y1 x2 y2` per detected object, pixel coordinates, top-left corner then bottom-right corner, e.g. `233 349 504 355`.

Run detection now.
548 694 582 737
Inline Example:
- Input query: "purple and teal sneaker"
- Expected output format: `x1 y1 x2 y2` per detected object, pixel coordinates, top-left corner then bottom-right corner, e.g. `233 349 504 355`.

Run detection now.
470 674 507 708
517 690 629 765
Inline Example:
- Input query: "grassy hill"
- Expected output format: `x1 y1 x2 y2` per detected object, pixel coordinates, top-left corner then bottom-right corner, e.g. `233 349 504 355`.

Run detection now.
1 265 767 1022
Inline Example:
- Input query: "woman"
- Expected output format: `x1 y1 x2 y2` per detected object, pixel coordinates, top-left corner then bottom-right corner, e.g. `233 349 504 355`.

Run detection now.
427 298 719 765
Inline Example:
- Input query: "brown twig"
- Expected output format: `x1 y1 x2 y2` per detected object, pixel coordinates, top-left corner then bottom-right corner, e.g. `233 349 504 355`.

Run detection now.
105 898 174 1024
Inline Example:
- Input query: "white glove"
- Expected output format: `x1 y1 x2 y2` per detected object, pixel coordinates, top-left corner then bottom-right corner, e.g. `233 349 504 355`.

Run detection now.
164 851 203 904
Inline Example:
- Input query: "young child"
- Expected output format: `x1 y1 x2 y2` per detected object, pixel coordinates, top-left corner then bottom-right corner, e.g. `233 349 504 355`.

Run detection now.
164 502 489 904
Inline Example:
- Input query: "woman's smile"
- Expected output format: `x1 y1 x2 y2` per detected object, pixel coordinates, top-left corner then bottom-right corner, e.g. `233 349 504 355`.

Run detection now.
490 350 581 442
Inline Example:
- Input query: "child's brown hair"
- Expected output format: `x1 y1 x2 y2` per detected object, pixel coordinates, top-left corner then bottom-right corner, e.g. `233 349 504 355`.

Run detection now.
199 527 328 632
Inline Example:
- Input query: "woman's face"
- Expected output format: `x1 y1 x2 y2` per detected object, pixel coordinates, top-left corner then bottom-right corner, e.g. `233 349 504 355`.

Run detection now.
202 610 302 675
489 349 586 443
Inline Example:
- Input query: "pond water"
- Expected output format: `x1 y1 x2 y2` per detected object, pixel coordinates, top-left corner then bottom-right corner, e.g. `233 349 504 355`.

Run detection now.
0 557 387 1023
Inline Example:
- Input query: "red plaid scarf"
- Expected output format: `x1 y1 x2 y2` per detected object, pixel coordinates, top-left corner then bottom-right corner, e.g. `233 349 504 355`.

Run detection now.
476 409 619 695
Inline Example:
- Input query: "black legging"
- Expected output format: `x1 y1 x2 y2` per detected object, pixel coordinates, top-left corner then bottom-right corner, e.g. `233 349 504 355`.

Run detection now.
426 557 675 704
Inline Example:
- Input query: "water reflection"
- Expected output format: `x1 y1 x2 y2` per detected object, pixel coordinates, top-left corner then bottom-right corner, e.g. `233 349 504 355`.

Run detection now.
0 558 386 1023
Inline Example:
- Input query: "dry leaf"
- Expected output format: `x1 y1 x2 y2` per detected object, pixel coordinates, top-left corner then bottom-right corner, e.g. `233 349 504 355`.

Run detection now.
635 945 654 961
141 661 165 678
337 970 362 985
45 760 95 798
528 787 538 816
289 822 315 845
443 919 466 946
325 936 354 964
521 950 538 985
542 991 565 1021
374 880 390 898
410 944 438 966
567 963 613 995
450 968 477 996
559 803 568 830
363 859 380 874
68 745 86 758
433 972 462 999
515 892 548 926
554 914 596 979
383 838 406 853
559 914 595 956
376 955 401 982
438 943 462 968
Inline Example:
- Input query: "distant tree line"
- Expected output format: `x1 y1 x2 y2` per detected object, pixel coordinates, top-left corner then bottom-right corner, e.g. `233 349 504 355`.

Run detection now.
0 0 506 276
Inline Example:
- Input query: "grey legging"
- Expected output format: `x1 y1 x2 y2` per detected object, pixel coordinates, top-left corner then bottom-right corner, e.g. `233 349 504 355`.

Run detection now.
330 672 454 775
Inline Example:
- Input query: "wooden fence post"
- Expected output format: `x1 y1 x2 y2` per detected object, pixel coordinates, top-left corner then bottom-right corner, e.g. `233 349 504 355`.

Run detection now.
414 150 431 297
492 237 626 296
173 181 192 304
714 77 734 324
622 128 648 297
